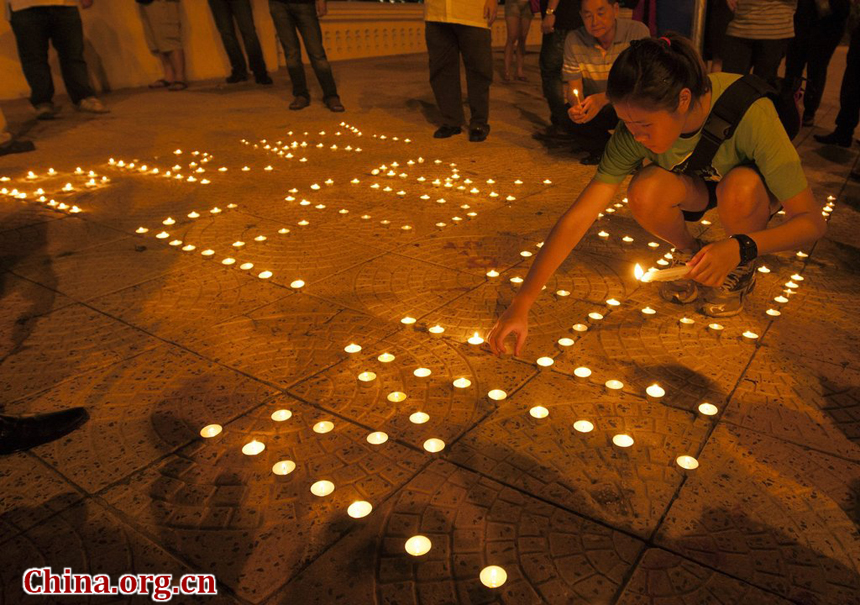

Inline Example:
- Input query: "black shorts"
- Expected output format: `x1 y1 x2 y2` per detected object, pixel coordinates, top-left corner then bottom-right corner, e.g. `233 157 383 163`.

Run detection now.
681 180 718 222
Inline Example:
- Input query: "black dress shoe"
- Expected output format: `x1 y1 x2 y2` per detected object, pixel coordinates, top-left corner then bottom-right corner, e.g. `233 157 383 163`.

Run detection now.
255 74 273 86
289 96 310 110
226 73 248 84
813 130 852 147
0 408 89 455
469 124 490 142
433 125 462 139
324 96 345 112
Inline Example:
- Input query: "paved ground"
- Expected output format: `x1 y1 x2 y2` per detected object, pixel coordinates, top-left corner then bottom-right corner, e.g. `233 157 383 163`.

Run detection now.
0 47 858 605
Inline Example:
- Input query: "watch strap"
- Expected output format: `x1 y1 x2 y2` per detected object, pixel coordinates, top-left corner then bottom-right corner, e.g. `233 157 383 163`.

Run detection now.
731 234 758 265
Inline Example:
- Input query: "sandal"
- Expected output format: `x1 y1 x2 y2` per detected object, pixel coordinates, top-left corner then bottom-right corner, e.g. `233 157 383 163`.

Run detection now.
149 79 170 89
167 81 188 91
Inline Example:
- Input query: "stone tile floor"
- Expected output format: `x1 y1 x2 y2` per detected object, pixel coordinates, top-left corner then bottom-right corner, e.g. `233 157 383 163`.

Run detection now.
0 48 858 604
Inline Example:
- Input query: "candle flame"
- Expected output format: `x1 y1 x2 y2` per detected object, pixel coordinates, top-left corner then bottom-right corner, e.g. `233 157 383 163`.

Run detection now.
634 264 645 281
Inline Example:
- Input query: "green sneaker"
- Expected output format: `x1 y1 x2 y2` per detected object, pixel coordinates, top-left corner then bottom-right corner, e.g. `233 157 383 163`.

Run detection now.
701 262 757 317
658 240 702 304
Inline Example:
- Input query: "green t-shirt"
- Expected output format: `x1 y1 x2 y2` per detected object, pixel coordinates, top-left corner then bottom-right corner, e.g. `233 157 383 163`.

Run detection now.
595 72 808 202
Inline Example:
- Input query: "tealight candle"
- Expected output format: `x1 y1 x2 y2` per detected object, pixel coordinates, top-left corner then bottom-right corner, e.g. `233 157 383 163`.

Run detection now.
413 367 432 378
239 262 254 271
428 325 445 335
357 371 377 383
572 323 588 332
790 274 804 281
648 242 660 248
555 289 570 297
742 330 759 341
510 276 524 284
222 257 236 265
480 566 508 589
313 421 334 433
698 402 718 416
766 308 781 317
344 343 362 354
387 391 407 403
405 535 432 556
606 298 620 306
310 480 335 497
774 295 789 303
423 438 445 453
536 357 554 367
401 316 416 325
573 420 594 433
409 412 430 424
271 409 292 421
366 431 388 445
188 211 200 218
258 271 272 279
156 231 170 239
612 434 634 448
679 317 695 326
453 378 471 389
201 249 215 257
290 280 305 289
558 337 574 347
796 251 808 258
520 250 533 257
136 227 149 234
242 440 265 455
487 389 507 401
605 379 623 390
641 307 656 316
588 312 604 321
529 406 549 419
622 236 634 243
348 501 373 519
272 460 296 476
675 455 699 470
597 231 609 238
573 367 592 378
468 332 484 345
708 323 724 332
378 353 395 363
645 384 665 398
181 245 196 252
200 424 222 438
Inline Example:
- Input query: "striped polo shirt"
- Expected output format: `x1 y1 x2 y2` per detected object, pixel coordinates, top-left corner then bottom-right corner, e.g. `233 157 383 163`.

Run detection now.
561 18 651 97
726 0 797 40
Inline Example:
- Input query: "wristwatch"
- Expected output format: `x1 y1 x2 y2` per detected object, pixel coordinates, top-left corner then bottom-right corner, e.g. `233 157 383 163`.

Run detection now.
730 234 758 266
546 7 555 14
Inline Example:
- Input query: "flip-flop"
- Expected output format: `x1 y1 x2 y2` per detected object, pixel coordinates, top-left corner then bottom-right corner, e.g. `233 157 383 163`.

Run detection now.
167 81 188 91
148 79 170 89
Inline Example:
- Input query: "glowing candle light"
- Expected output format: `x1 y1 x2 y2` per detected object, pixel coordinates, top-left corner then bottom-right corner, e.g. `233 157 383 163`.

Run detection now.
774 295 789 303
573 420 594 433
573 367 592 379
310 480 335 497
557 290 570 297
641 307 657 316
479 566 507 588
182 244 196 252
290 280 305 289
766 308 781 317
401 316 416 325
676 455 699 470
387 391 407 403
679 317 695 326
530 406 549 419
410 412 430 424
357 372 377 383
646 384 665 398
413 367 432 378
698 402 718 416
588 312 604 321
520 250 533 257
70 206 81 214
648 241 660 248
597 231 609 238
423 438 445 453
156 231 170 239
344 343 362 354
506 195 516 201
428 325 445 335
558 337 575 347
187 211 200 219
536 357 554 367
313 421 334 433
487 389 507 401
468 332 484 345
572 323 588 332
605 298 621 306
348 501 373 519
242 440 265 455
271 409 292 422
201 249 214 257
367 431 388 445
405 535 432 556
255 235 267 242
742 330 759 341
222 258 236 266
708 322 724 332
796 251 808 258
279 228 290 234
210 207 222 214
239 262 254 271
242 166 250 171
510 276 523 284
605 379 623 390
612 434 634 448
622 236 634 243
200 424 222 438
785 281 799 289
453 378 471 389
378 353 395 363
136 227 149 234
273 460 296 475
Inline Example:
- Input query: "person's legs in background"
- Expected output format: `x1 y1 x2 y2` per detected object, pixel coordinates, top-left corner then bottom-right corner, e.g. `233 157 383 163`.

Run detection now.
9 7 57 118
515 6 532 81
270 1 310 108
720 35 754 75
230 0 270 84
538 27 572 137
784 0 814 105
503 11 521 81
751 38 789 81
208 0 250 82
815 21 860 147
426 21 465 135
802 0 849 124
48 5 103 109
291 3 341 110
456 23 493 141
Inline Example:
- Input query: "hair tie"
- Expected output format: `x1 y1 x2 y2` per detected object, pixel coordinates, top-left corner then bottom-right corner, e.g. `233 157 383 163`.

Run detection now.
659 36 671 48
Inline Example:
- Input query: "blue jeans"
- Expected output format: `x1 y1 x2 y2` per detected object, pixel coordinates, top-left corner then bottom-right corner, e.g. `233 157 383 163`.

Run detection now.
208 0 268 77
539 27 571 128
268 1 338 99
9 5 95 106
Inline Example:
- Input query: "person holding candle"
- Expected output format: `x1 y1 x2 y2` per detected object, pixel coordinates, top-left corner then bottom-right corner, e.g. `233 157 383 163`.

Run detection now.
562 0 649 164
487 33 826 354
423 0 497 142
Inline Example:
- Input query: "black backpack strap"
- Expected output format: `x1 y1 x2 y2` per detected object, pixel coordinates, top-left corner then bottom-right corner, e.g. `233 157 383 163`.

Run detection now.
682 75 774 176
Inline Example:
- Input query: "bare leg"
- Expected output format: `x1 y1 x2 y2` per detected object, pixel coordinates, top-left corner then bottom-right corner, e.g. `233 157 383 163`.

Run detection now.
715 166 775 235
168 49 186 83
626 164 709 251
158 53 175 82
504 16 520 80
516 17 531 78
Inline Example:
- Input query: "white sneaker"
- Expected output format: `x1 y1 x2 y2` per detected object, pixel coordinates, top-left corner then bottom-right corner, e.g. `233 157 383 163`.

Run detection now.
76 97 109 114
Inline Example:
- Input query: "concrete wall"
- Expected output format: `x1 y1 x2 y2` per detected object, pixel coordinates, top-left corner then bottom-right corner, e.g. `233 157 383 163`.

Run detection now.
0 1 550 101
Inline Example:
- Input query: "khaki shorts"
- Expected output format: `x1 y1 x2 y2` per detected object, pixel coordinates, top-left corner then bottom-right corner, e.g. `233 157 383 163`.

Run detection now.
139 0 182 54
504 0 534 19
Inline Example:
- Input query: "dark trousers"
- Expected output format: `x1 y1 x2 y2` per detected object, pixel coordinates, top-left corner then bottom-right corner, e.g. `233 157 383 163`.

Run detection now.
721 36 789 81
540 27 571 128
269 1 338 99
570 104 618 153
836 23 860 135
425 21 493 129
208 0 268 77
785 0 849 118
9 6 95 106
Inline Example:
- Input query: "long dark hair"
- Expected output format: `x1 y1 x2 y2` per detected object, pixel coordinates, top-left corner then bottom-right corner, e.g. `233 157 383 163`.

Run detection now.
606 32 711 112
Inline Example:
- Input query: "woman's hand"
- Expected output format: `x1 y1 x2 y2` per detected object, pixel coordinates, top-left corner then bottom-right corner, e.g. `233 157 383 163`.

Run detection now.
687 238 741 287
487 302 529 357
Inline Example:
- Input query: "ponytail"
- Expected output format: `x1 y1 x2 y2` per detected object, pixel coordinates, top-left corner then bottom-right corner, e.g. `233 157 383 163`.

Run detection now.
606 32 710 112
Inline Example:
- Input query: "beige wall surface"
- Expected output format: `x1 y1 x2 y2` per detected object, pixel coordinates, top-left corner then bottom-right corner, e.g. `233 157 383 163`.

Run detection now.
0 1 549 101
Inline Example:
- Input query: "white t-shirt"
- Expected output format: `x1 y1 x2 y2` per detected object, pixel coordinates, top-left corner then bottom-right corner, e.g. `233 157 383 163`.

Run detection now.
424 0 489 29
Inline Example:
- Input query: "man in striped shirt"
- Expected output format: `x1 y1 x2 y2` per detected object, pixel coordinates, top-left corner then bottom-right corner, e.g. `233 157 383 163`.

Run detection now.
721 0 798 80
561 0 649 164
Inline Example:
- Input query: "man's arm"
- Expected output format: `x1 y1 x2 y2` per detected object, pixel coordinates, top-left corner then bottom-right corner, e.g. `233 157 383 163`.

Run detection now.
541 0 561 34
316 0 327 18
